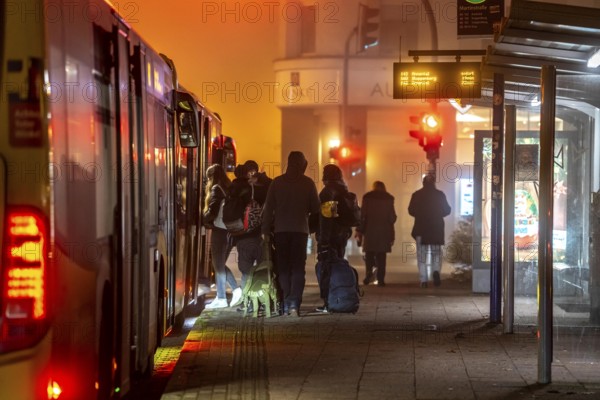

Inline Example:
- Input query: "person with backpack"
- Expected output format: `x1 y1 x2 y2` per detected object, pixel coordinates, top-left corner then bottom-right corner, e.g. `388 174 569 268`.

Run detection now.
355 181 397 287
315 164 359 313
226 164 255 284
261 151 320 317
408 174 451 288
229 160 272 313
202 164 243 309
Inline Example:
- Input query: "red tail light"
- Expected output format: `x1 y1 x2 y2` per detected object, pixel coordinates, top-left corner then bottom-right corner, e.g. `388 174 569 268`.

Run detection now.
1 207 50 353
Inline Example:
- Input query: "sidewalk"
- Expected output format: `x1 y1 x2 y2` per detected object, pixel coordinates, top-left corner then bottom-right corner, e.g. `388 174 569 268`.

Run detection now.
159 257 600 400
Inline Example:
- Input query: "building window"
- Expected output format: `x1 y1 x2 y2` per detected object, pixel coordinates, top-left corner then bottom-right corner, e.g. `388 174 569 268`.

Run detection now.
301 6 316 54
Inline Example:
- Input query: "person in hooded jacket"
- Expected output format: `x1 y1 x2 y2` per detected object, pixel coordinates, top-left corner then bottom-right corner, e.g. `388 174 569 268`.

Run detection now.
315 164 353 312
229 160 272 313
355 181 397 286
261 151 320 316
408 174 451 288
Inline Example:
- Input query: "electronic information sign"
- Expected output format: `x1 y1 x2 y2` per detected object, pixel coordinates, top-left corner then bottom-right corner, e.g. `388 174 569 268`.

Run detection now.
393 62 481 100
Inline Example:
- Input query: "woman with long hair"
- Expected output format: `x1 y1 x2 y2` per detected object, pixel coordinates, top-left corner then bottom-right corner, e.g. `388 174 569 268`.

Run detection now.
203 164 242 309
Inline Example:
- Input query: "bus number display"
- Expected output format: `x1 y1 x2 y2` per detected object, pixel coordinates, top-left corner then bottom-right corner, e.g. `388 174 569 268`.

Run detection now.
393 62 482 101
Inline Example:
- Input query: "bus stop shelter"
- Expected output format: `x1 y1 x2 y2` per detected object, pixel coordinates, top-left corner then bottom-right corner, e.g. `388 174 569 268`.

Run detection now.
473 0 600 384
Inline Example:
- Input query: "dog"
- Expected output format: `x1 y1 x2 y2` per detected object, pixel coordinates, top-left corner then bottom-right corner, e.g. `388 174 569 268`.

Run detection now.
242 261 278 318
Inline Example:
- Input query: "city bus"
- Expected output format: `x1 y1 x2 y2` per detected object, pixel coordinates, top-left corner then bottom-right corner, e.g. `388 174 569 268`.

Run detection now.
0 0 234 398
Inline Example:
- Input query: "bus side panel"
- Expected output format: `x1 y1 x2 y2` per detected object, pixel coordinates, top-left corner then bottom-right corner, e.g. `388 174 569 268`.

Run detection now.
45 0 116 398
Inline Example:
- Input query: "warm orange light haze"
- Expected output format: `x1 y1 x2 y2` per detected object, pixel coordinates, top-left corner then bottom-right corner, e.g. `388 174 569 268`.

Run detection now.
129 0 282 170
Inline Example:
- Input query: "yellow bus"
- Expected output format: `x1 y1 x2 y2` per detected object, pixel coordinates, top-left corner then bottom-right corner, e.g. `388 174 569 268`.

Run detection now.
0 1 235 398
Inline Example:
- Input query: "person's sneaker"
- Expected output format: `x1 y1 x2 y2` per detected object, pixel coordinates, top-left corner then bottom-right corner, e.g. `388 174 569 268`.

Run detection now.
363 277 371 285
420 282 428 288
230 287 243 307
288 308 299 317
377 282 386 287
433 271 441 287
205 298 228 309
315 305 328 313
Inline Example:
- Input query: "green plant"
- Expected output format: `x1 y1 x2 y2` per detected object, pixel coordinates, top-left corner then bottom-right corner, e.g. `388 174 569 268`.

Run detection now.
446 216 473 265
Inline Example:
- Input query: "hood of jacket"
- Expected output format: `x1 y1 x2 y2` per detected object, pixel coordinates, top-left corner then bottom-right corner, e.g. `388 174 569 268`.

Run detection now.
285 151 308 179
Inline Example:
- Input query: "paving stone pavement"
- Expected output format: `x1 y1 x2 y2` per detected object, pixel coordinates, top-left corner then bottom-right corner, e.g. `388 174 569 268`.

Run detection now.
153 257 600 400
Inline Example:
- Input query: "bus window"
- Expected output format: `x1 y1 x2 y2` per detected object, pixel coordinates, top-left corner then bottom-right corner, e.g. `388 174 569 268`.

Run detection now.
176 91 199 148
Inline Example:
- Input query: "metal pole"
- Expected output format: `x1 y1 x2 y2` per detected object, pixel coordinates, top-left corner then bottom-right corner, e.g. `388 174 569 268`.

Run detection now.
503 105 517 333
428 159 436 179
341 27 357 143
421 0 438 51
538 65 556 384
490 73 504 324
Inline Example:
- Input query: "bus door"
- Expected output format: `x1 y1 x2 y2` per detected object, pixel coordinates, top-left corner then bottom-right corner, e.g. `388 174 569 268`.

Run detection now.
130 42 157 375
184 133 201 309
190 107 209 303
198 113 214 289
174 92 201 324
113 19 141 393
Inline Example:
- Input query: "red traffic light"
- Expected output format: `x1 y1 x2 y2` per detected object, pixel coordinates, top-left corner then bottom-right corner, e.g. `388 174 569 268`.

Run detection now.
408 113 443 159
339 146 352 159
410 113 440 131
329 144 363 163
422 114 440 131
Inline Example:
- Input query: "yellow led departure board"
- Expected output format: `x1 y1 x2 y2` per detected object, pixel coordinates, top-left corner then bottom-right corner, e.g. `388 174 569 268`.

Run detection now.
393 62 482 100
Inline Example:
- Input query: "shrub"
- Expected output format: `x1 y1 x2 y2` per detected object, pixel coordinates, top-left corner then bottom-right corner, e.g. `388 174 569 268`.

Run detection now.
446 216 473 265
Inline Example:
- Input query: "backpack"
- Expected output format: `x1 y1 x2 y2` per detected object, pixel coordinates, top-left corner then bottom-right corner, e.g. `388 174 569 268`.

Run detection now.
223 185 262 235
337 191 361 227
243 191 262 232
316 258 360 313
213 186 227 229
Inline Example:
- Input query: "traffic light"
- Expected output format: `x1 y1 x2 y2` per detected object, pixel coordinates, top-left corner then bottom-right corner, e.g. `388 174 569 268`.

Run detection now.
357 4 379 52
409 113 443 161
329 144 365 176
329 145 357 162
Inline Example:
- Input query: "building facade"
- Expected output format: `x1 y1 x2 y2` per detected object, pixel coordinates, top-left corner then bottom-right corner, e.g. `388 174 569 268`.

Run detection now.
272 0 496 254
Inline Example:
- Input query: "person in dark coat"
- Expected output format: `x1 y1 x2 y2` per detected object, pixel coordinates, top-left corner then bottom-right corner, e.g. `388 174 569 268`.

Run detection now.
230 160 273 313
244 160 272 202
261 151 320 316
315 164 354 312
408 174 451 288
355 181 396 286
